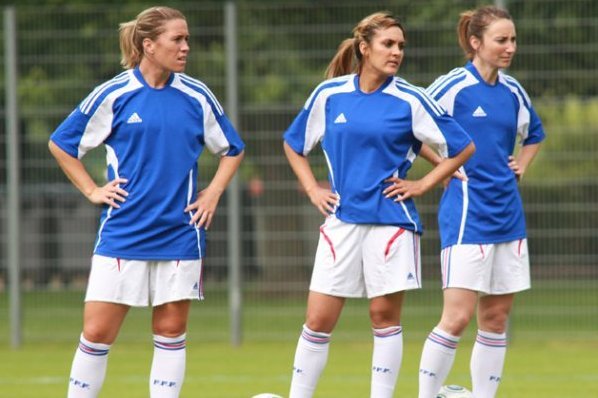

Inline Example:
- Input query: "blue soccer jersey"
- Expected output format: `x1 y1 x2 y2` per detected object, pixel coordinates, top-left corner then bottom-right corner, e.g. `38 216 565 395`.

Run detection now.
284 74 472 233
51 68 245 260
427 62 545 248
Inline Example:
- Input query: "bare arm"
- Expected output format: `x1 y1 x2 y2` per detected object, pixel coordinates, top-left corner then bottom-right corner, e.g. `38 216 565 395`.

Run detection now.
419 143 467 184
184 150 244 229
419 144 443 166
283 141 338 217
509 143 542 181
384 142 475 201
48 140 128 208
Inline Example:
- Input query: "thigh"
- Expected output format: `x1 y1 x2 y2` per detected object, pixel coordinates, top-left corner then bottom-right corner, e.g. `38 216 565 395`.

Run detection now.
305 291 346 333
83 301 130 344
152 300 191 336
151 259 203 306
85 255 150 306
310 216 366 298
440 244 494 293
489 239 530 294
363 227 421 298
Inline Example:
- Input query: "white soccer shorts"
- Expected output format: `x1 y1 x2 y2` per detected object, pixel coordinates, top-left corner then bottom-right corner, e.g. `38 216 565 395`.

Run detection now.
309 215 421 298
85 255 203 307
440 239 530 294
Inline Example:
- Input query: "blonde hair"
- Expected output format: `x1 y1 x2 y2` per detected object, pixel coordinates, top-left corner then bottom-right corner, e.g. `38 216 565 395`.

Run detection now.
325 11 405 79
457 5 512 60
119 6 186 69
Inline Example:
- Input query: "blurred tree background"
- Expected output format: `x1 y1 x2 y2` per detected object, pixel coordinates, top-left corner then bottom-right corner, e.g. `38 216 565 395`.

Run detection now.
1 0 596 295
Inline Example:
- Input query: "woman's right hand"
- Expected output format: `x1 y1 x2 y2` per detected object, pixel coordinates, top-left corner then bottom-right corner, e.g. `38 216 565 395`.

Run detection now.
306 185 339 217
88 178 128 208
442 168 467 187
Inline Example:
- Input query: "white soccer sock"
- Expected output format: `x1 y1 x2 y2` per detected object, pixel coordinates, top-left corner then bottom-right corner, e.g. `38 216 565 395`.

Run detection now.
418 327 460 398
370 325 403 398
471 329 507 398
150 333 187 398
288 324 331 398
67 333 111 398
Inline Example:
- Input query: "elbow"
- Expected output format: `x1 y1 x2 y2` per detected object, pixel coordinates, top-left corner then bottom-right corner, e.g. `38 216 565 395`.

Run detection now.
48 139 58 157
462 142 476 162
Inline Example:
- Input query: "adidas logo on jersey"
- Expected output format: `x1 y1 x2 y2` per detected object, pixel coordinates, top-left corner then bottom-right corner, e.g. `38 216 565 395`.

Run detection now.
334 113 347 124
472 106 487 117
127 112 143 124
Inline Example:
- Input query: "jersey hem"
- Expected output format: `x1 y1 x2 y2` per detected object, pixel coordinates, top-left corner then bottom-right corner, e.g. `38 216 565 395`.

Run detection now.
441 233 527 249
334 214 423 234
94 250 202 261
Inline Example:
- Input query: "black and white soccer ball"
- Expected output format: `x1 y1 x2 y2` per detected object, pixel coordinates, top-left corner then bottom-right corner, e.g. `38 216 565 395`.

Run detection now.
436 384 474 398
251 394 284 398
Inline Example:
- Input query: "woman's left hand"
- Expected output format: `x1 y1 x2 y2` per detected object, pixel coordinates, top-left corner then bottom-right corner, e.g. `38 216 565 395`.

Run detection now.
184 187 222 230
383 177 426 201
508 155 524 181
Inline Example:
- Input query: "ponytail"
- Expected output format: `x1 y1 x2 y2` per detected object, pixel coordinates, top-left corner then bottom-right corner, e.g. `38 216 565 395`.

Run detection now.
119 20 141 69
325 38 358 78
457 11 475 60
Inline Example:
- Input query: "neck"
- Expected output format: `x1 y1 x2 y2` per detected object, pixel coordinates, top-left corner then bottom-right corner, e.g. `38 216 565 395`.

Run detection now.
472 58 499 84
138 60 171 88
358 68 389 93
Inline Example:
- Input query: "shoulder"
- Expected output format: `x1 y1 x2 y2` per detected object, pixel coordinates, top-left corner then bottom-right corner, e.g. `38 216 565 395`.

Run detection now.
386 77 445 116
498 72 532 105
79 69 138 115
426 67 477 99
172 73 224 115
304 74 355 109
173 73 213 95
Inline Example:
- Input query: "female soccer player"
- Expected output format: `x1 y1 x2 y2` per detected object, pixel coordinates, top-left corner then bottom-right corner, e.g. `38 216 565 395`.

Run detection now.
283 11 475 398
49 6 244 398
415 6 545 398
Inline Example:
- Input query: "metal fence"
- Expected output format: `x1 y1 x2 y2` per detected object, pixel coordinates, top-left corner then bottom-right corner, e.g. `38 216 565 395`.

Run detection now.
1 0 597 344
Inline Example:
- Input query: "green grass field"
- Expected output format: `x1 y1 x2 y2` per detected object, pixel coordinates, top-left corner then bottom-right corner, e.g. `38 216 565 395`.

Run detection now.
1 281 597 397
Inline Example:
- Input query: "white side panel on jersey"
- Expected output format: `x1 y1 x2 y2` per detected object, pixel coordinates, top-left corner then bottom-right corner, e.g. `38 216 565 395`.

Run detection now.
303 77 354 155
78 73 143 158
172 76 231 156
384 81 450 157
500 74 532 142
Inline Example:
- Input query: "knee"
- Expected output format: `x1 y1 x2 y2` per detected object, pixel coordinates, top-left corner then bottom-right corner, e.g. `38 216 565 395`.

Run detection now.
305 314 336 334
478 311 510 333
82 325 117 345
153 319 187 337
369 307 400 328
439 312 473 336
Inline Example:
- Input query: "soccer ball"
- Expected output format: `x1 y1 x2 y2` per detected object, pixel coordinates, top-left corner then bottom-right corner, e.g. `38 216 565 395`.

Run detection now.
436 384 473 398
251 394 284 398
